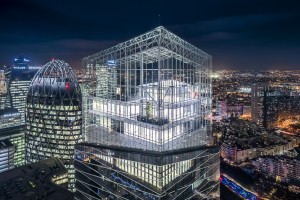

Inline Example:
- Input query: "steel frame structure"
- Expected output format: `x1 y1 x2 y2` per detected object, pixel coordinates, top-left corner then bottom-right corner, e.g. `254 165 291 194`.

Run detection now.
77 26 219 199
83 26 212 151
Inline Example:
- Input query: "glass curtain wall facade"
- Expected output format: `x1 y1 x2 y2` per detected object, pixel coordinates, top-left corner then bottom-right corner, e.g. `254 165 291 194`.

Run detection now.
5 56 40 123
25 59 82 190
0 69 6 109
75 26 220 199
1 57 39 168
0 108 25 166
0 139 14 173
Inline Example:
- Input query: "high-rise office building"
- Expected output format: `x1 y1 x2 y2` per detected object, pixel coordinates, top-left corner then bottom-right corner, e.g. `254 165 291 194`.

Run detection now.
0 69 6 82
3 65 12 110
26 59 82 191
0 108 25 166
251 84 300 129
0 56 40 168
251 84 273 127
0 69 7 109
0 139 14 173
75 26 220 199
5 56 41 123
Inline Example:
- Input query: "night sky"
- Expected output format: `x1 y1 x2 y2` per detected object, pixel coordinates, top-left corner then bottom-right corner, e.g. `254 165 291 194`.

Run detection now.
1 0 300 70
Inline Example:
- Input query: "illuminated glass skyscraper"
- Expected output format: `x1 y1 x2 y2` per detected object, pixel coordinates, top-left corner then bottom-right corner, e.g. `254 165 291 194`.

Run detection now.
0 108 25 166
0 139 14 173
0 56 40 168
5 56 41 123
26 59 82 190
75 26 220 199
0 69 6 109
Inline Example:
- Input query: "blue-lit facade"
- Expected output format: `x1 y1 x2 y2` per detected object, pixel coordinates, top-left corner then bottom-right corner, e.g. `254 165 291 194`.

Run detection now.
5 56 41 123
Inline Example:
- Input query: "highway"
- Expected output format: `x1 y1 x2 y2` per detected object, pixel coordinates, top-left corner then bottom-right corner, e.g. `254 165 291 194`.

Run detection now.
220 174 258 200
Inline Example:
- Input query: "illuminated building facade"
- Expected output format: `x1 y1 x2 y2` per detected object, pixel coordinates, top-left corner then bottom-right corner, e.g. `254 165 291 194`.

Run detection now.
216 100 244 119
251 84 300 129
0 108 25 166
0 139 14 173
0 69 6 109
252 155 300 183
3 65 12 110
221 135 293 164
26 59 82 190
75 26 220 199
5 56 41 123
0 56 40 168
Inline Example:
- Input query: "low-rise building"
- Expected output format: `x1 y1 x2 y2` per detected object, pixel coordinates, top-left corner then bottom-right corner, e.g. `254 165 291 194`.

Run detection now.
221 135 293 163
252 155 300 183
288 180 300 193
0 157 73 199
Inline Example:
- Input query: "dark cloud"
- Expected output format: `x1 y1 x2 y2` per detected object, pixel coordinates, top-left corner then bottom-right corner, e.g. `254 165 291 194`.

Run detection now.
0 0 300 69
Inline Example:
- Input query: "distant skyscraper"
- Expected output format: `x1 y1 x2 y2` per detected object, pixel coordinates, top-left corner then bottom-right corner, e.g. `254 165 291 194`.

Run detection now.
251 83 270 127
0 69 6 109
251 84 300 128
0 56 40 169
5 56 41 123
25 59 82 191
75 26 220 199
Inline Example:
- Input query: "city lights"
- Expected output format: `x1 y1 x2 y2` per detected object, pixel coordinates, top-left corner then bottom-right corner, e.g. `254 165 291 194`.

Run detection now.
0 1 299 199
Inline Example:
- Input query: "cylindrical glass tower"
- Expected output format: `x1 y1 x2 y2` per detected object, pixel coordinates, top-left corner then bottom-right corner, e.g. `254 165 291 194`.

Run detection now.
25 59 82 190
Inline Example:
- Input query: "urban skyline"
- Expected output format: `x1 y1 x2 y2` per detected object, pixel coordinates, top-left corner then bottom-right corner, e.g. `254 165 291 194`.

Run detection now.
1 0 300 70
1 46 300 199
1 1 300 200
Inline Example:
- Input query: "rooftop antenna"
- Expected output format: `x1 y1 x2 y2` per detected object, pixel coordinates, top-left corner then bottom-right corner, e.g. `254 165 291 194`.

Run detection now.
158 14 161 26
158 0 161 26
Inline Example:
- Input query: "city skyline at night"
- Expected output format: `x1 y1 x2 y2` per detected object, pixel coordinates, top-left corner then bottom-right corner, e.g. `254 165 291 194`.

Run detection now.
1 1 300 200
1 0 300 70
